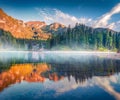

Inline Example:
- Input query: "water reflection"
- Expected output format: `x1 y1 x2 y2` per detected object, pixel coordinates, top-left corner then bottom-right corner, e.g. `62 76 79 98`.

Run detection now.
0 63 49 91
92 76 120 100
0 52 120 100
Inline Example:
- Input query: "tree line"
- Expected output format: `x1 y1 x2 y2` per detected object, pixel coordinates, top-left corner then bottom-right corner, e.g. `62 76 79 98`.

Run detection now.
49 24 120 51
0 29 45 50
0 23 120 51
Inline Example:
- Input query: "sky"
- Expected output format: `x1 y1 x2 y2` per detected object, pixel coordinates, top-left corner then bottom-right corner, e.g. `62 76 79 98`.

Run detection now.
0 0 120 31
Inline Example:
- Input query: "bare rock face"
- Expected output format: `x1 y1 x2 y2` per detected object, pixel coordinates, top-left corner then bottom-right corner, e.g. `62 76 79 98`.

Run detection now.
0 9 50 40
0 9 67 40
25 21 46 29
25 21 66 38
49 22 66 30
0 9 33 39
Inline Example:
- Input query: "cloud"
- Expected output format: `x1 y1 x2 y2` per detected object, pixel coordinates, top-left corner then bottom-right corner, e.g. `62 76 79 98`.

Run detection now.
112 21 120 31
107 22 116 29
94 3 120 28
93 76 120 100
36 3 120 31
42 74 120 100
36 8 92 27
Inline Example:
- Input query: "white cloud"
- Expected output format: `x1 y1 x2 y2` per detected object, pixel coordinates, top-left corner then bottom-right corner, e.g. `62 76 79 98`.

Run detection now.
36 8 92 27
107 22 116 29
42 74 120 100
36 3 120 31
113 21 120 31
94 3 120 29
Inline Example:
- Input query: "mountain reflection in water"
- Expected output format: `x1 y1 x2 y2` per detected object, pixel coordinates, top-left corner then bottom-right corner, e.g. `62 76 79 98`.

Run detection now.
0 52 120 100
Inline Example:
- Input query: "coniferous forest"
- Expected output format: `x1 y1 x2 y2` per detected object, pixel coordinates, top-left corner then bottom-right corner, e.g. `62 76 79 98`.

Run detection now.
0 23 120 51
49 24 120 51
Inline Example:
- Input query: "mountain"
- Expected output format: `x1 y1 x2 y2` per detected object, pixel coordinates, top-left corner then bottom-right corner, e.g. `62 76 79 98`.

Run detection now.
26 21 66 38
42 22 66 34
26 21 66 34
25 21 46 29
94 28 117 34
0 8 120 51
25 21 51 40
0 8 33 39
0 8 66 40
0 9 50 40
47 22 66 31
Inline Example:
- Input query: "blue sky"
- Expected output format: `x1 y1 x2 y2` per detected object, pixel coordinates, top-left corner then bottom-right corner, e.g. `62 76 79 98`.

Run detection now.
0 0 120 31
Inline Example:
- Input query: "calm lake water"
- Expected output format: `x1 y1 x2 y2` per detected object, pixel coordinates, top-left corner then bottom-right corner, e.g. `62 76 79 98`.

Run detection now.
0 51 120 100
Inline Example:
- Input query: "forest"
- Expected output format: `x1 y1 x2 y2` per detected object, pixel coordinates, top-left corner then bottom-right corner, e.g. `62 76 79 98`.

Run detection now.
0 23 120 51
49 24 120 51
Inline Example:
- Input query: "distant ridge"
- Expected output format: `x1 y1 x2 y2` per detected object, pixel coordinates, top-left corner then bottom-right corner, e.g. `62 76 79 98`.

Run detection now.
0 8 50 40
0 8 119 40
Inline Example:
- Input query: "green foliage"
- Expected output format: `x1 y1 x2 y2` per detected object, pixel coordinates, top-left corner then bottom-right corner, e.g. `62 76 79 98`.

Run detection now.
0 29 47 50
49 24 120 51
0 23 120 52
98 47 108 51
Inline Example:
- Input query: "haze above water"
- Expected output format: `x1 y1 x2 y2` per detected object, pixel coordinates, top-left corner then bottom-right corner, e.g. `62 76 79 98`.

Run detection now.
0 52 120 100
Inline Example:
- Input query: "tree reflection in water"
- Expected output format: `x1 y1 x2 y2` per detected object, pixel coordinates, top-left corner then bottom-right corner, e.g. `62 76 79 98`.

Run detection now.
0 56 120 92
0 52 120 100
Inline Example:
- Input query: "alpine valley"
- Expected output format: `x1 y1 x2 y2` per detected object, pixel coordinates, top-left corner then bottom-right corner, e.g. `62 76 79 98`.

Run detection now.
0 8 120 51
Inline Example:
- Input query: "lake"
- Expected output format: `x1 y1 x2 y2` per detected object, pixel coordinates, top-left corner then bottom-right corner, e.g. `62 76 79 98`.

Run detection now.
0 51 120 100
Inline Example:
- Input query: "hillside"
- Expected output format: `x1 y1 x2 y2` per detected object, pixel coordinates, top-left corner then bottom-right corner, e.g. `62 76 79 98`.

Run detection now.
0 9 50 40
0 8 120 51
42 22 66 34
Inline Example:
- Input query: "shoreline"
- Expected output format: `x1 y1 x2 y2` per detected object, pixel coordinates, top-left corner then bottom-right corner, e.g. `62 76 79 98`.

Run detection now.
0 50 117 53
0 50 119 60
